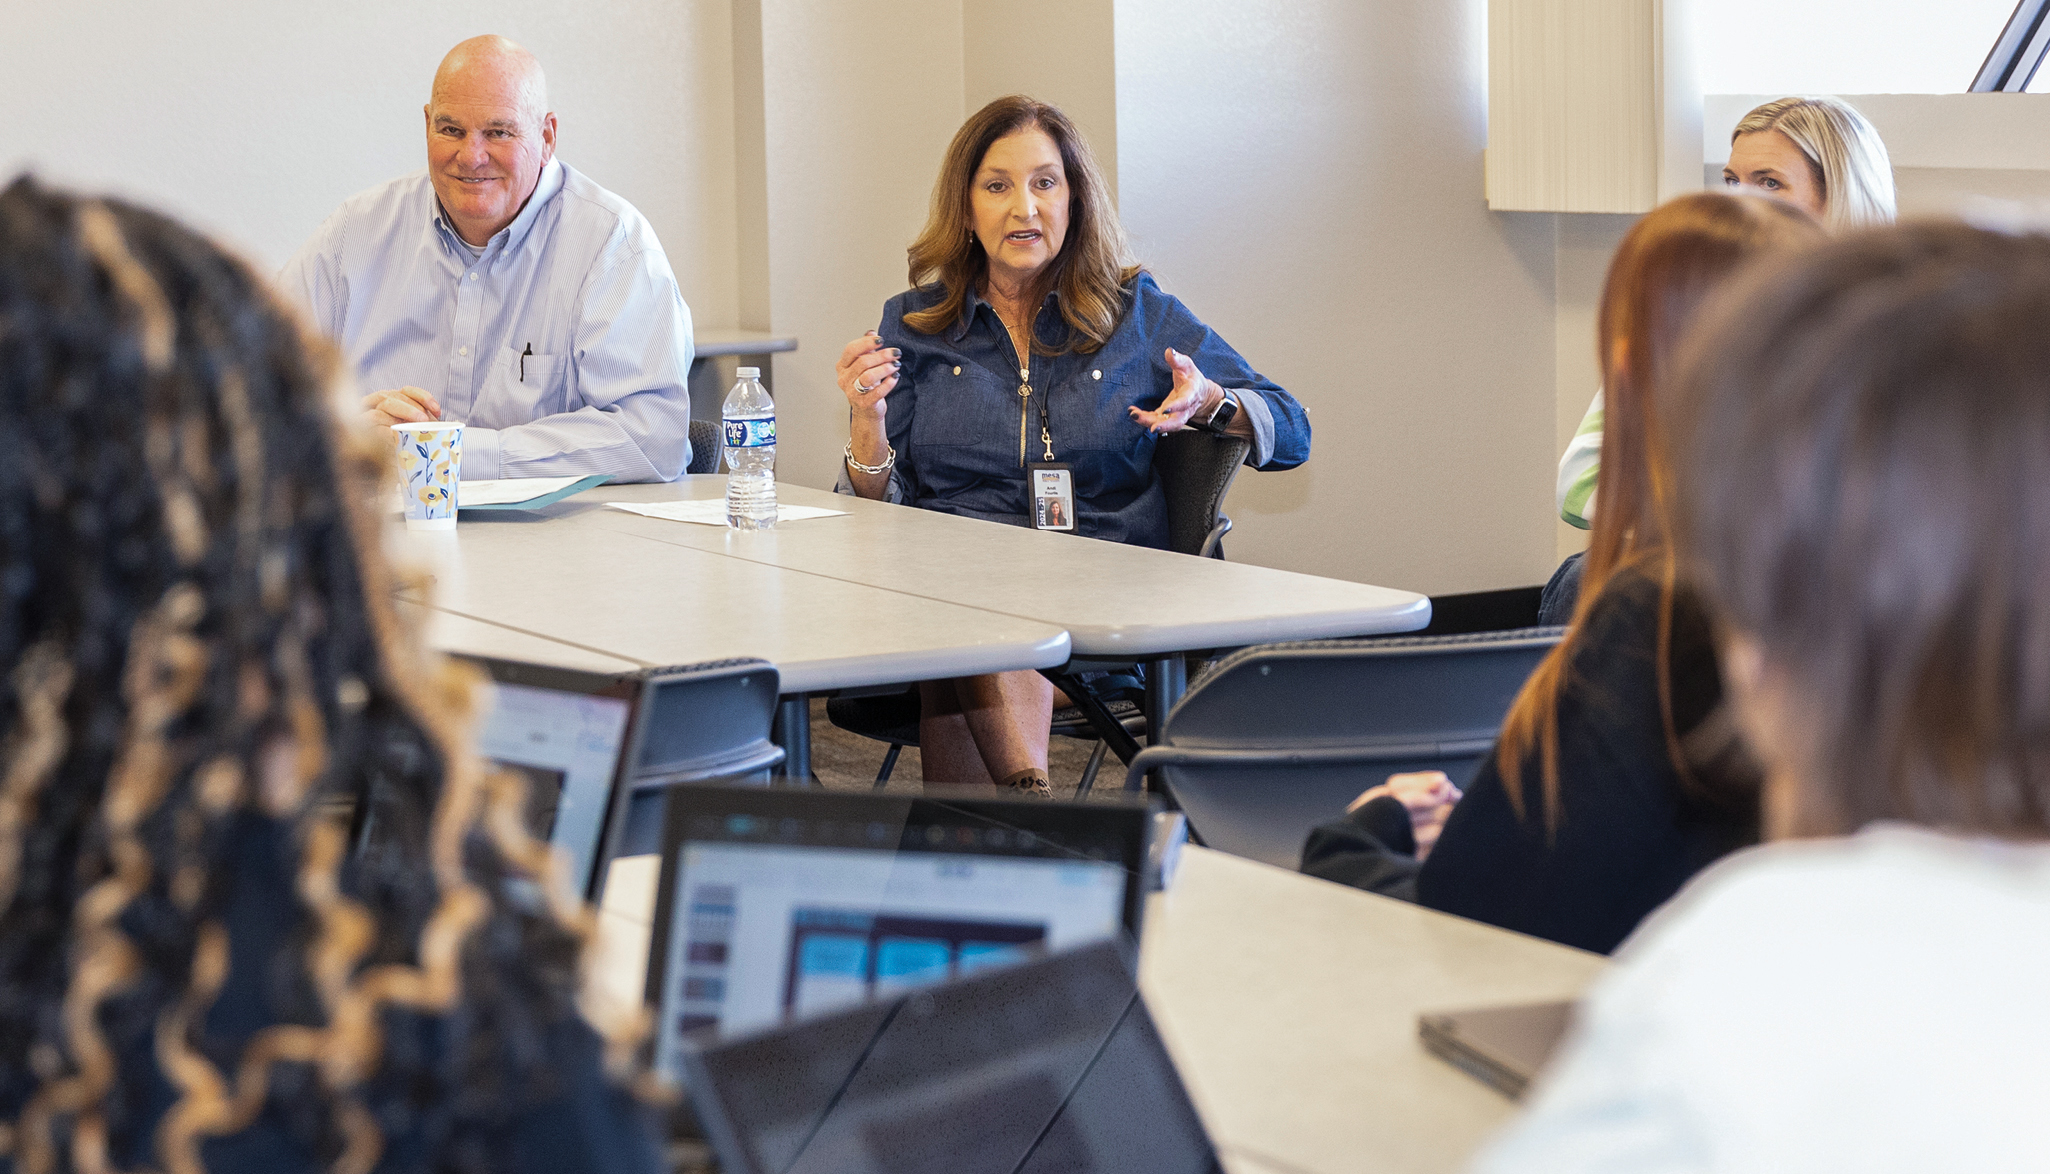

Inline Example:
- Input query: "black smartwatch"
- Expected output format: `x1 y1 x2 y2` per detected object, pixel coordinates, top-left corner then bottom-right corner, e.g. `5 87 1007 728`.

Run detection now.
1187 388 1240 434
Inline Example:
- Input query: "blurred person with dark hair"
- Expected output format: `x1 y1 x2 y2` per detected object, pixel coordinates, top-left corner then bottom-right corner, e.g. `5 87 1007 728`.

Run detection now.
1303 193 1821 954
0 175 662 1173
830 96 1311 795
1480 220 2050 1170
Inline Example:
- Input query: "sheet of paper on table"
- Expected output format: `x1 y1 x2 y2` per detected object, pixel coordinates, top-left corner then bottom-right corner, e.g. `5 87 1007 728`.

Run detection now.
606 500 848 525
459 474 608 508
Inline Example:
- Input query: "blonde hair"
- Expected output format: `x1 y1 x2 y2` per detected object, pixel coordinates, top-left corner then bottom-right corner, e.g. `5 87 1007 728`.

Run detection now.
903 96 1140 353
1732 97 1896 232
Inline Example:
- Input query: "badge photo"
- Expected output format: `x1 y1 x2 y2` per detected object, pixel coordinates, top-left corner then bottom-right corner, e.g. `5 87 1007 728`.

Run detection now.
1030 463 1075 532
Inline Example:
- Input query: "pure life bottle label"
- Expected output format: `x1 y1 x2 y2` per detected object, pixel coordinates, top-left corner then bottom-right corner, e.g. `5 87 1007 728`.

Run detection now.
724 417 777 448
724 365 777 529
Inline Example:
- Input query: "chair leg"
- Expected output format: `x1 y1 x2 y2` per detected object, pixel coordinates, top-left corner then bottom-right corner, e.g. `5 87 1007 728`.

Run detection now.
1076 740 1110 799
1041 670 1145 765
874 743 902 789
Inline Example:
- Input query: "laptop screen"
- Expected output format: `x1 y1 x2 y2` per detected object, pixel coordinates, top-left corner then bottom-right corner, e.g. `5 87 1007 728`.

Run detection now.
463 658 636 893
646 786 1150 1085
683 940 1222 1174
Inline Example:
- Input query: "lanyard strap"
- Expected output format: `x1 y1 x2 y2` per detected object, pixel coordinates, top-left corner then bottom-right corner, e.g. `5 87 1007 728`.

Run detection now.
1015 356 1056 464
1034 382 1053 462
1005 308 1056 463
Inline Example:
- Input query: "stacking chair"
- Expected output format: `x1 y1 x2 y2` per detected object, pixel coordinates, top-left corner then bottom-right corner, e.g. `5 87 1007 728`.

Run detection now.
827 428 1254 790
688 418 723 474
1120 628 1564 868
593 658 784 896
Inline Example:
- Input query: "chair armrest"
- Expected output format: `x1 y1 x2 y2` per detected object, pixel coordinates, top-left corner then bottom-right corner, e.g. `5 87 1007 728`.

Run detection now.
1122 739 1498 792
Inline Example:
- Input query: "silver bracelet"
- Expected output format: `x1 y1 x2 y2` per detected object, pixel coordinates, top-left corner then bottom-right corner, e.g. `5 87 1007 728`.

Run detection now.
844 441 896 476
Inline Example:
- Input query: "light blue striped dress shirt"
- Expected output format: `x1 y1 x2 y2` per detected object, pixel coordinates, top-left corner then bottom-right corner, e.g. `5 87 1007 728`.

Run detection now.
280 159 694 481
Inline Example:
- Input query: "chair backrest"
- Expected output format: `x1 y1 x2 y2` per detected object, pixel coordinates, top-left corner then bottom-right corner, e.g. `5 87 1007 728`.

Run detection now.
1129 628 1563 868
1153 429 1252 558
688 417 724 475
594 658 784 890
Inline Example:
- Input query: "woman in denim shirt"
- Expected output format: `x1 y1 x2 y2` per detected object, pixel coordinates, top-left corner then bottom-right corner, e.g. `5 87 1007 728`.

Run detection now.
834 95 1310 795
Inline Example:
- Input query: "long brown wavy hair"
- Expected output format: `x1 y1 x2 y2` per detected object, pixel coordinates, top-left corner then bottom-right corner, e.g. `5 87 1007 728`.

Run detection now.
902 95 1139 353
0 176 624 1172
1495 192 1821 827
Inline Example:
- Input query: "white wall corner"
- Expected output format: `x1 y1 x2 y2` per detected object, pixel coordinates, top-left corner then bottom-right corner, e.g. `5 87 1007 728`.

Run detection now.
1655 0 1704 203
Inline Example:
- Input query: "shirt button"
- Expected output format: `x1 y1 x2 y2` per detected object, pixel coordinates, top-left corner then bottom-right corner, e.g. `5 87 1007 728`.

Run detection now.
1092 370 1102 380
459 346 469 356
469 273 478 282
953 366 961 375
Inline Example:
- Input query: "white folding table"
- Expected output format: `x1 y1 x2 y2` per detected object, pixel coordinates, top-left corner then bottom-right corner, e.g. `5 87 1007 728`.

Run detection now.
389 519 1070 776
395 476 1428 780
584 478 1431 766
1141 848 1605 1174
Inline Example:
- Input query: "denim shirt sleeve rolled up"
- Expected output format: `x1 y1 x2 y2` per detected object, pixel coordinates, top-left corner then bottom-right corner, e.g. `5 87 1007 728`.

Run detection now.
833 272 1309 548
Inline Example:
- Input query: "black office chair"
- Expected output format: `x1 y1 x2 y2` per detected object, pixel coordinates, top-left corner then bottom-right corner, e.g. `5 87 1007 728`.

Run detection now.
688 418 723 475
827 429 1254 791
1119 627 1563 868
591 658 783 899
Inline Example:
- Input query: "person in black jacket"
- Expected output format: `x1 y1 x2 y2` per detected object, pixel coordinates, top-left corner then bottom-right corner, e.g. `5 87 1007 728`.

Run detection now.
0 177 663 1173
1302 192 1818 955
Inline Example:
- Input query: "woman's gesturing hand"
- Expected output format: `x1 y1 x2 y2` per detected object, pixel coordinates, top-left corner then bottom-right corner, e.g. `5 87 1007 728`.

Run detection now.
1347 770 1464 862
837 331 901 420
1128 346 1221 434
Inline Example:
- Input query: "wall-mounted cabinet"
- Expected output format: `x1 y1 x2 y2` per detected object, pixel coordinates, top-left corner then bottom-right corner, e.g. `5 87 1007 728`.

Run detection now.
1487 0 1699 213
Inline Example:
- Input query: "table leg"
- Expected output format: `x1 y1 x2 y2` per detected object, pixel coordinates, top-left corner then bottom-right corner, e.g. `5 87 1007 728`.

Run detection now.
1142 655 1189 799
1144 654 1188 745
772 694 814 785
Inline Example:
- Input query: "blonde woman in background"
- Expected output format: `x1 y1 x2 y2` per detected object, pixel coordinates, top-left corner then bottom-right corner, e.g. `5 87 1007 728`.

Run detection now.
1554 96 1895 533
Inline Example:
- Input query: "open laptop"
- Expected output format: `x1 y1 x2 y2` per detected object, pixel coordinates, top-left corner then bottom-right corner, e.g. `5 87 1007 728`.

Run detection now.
683 939 1223 1174
460 656 641 899
642 784 1154 1087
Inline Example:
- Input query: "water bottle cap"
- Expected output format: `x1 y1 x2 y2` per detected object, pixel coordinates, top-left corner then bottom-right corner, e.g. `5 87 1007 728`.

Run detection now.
736 366 761 378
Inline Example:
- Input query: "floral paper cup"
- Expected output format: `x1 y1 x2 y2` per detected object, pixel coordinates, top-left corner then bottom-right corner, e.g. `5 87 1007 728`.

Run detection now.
392 421 463 530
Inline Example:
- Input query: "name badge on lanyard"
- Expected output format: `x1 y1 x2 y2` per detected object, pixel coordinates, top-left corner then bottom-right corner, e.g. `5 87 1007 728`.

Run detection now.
1020 362 1074 532
1031 462 1075 531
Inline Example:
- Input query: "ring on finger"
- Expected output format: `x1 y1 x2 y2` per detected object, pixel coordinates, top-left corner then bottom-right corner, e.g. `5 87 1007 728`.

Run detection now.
854 375 880 394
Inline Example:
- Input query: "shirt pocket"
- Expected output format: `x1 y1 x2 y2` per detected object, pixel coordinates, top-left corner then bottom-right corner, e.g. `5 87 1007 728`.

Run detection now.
1049 364 1153 454
473 345 567 427
910 361 1015 448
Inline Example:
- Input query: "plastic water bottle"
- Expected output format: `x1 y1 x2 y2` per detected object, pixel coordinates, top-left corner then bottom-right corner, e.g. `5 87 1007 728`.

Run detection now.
723 366 777 530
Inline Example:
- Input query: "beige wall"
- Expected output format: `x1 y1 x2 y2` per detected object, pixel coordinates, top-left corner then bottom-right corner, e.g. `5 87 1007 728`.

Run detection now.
0 0 741 327
1114 0 1562 594
1552 214 1634 562
747 0 968 495
962 0 1119 199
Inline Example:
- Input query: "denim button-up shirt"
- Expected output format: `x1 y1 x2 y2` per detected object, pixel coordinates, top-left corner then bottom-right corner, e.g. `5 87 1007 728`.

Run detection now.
841 273 1310 548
